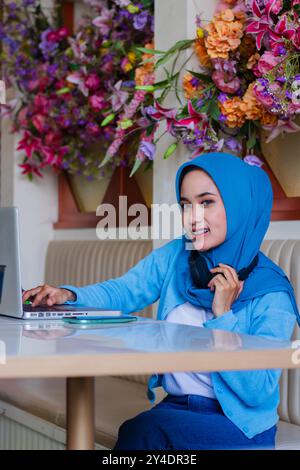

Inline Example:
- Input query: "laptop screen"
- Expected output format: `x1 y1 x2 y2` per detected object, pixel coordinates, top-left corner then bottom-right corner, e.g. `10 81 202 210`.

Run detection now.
0 265 5 304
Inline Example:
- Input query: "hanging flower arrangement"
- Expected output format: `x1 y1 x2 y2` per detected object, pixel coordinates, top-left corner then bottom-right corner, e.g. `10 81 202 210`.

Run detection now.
103 0 300 176
0 0 154 179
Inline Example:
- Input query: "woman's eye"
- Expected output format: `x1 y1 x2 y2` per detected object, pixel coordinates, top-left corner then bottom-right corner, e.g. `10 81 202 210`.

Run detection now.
201 199 213 206
180 200 213 209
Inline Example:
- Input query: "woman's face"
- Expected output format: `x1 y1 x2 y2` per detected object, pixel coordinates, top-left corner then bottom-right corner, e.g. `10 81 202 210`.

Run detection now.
180 169 227 251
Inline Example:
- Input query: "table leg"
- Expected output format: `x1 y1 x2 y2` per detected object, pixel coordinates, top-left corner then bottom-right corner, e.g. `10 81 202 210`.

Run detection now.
66 377 95 450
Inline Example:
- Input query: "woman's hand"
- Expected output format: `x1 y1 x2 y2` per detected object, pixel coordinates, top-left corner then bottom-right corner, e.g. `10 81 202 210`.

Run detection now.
208 263 244 317
22 285 76 307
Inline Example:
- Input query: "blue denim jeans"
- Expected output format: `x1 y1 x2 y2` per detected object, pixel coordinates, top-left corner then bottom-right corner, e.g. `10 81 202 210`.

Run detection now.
113 394 277 450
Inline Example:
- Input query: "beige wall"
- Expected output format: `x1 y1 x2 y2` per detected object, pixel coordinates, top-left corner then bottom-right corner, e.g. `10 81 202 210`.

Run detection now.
261 129 300 197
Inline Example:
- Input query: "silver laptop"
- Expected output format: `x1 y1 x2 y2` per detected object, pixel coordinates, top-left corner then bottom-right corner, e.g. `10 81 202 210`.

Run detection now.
0 207 123 319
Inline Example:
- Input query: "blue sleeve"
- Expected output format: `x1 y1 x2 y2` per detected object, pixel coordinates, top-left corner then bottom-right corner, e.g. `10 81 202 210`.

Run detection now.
59 239 176 315
204 291 296 407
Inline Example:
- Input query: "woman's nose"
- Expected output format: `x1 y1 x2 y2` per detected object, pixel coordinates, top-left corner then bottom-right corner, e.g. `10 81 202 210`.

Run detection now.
191 203 204 226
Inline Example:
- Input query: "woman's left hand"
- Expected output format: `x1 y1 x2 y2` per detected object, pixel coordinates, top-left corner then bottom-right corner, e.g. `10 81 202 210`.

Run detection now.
208 263 244 317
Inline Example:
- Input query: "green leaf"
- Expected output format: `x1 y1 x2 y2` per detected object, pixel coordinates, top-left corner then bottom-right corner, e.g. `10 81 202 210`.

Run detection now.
246 135 257 150
187 70 212 83
294 4 300 15
129 159 143 177
135 47 165 55
98 152 113 168
143 160 154 173
163 142 177 159
155 40 194 69
167 39 194 54
119 118 133 130
101 113 115 127
56 87 71 95
135 85 155 91
70 63 80 71
208 100 221 121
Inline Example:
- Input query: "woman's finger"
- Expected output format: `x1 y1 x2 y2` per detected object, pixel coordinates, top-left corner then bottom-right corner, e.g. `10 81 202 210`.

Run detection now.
208 273 228 290
210 266 236 286
218 263 240 284
22 286 43 303
31 286 53 307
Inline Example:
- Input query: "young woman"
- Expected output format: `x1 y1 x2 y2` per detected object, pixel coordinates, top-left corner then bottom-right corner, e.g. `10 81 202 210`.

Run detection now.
23 152 299 450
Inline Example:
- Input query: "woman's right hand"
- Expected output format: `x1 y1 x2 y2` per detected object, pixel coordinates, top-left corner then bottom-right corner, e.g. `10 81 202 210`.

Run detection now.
22 285 76 307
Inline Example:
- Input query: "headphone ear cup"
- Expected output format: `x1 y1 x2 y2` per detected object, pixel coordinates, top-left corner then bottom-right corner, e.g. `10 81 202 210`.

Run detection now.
188 251 214 289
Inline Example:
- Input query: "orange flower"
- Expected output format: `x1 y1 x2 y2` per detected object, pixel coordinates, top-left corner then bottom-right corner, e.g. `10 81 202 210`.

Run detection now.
261 110 278 128
182 72 206 99
205 9 244 60
247 53 261 70
220 97 245 128
194 38 212 68
135 42 155 86
183 72 196 99
240 84 263 120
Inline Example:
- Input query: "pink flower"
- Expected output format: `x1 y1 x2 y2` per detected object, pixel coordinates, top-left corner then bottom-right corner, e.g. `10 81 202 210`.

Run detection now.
256 51 282 75
68 34 87 61
57 27 68 40
110 81 129 112
16 131 41 159
66 72 89 97
172 101 208 132
86 122 101 136
253 82 274 107
271 0 283 14
85 73 100 90
32 114 47 133
264 118 300 142
40 145 68 166
121 57 130 72
92 8 114 36
17 106 29 126
45 131 62 147
19 163 43 178
292 27 300 50
212 71 240 93
27 79 40 92
33 95 49 114
246 0 275 50
89 94 106 110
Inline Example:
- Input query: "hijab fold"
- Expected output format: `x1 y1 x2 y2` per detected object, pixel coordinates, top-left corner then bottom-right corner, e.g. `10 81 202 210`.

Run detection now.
175 152 300 325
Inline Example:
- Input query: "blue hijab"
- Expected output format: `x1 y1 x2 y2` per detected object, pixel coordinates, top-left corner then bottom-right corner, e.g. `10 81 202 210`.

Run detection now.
175 152 300 325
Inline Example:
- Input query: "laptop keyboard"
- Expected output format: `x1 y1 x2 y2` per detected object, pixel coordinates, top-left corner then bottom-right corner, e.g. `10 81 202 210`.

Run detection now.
23 304 66 312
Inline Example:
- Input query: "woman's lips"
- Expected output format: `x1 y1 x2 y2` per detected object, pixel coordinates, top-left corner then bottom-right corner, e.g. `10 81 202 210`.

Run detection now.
191 228 210 238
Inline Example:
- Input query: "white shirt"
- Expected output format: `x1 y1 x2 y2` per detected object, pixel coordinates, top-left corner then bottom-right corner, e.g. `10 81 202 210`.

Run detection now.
162 301 217 399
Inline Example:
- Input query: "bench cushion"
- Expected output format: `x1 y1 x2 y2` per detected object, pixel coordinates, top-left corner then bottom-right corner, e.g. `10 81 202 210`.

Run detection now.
0 378 167 449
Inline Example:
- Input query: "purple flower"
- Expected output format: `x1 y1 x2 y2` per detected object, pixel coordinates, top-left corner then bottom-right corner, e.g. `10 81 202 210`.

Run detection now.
144 105 156 116
190 77 199 87
225 137 242 154
138 141 156 160
218 93 228 103
39 29 58 57
276 76 286 83
243 155 264 167
122 80 135 88
133 11 148 30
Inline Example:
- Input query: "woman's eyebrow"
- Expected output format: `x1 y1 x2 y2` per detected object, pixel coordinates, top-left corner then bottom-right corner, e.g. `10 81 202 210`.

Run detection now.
180 192 216 201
